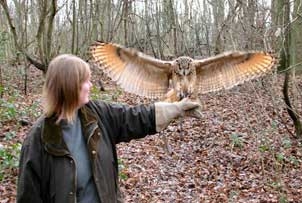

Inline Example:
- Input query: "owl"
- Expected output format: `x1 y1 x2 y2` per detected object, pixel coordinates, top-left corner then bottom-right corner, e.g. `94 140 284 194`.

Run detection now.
89 41 276 102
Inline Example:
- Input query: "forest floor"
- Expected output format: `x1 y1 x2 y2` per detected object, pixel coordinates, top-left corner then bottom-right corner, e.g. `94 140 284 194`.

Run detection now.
0 64 302 203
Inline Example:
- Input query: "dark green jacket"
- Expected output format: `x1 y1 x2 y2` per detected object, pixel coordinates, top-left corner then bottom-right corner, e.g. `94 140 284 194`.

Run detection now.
17 100 156 203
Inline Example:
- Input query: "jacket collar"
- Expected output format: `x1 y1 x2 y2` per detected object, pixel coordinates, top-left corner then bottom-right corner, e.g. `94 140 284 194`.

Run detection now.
41 104 98 156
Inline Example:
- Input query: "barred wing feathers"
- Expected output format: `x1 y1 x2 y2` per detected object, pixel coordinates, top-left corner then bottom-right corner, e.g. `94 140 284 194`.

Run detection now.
194 51 276 94
89 41 172 98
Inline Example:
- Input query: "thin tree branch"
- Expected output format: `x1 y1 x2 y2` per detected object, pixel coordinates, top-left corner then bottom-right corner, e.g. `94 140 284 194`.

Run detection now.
0 0 46 71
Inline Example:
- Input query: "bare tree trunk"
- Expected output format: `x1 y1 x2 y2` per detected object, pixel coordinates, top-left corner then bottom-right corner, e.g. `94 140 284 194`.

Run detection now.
144 0 148 53
71 0 77 54
0 0 46 72
23 63 30 95
212 0 225 54
78 0 84 53
171 0 177 56
292 0 302 71
280 0 302 138
123 0 129 46
45 0 57 64
271 0 284 52
203 0 211 55
23 0 29 48
91 0 101 41
143 0 157 57
155 2 164 59
163 0 177 56
0 65 2 98
283 73 302 137
36 0 48 64
245 0 256 49
106 0 112 41
12 0 28 51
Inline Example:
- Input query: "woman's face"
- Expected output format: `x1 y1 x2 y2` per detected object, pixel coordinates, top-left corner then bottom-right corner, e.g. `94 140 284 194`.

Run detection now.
78 75 92 107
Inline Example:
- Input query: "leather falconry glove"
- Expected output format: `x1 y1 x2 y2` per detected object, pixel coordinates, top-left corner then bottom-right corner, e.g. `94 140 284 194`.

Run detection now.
155 98 202 132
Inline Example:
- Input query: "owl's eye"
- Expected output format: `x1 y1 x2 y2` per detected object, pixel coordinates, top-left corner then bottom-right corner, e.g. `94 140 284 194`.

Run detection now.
174 66 181 74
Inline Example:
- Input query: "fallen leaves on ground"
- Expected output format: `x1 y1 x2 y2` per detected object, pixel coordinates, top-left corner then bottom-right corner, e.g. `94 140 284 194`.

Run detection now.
1 66 302 202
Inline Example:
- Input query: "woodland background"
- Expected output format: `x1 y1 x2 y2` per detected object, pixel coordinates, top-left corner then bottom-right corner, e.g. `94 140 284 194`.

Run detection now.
0 0 302 202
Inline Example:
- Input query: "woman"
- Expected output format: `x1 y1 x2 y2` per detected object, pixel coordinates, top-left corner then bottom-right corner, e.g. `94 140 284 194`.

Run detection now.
17 54 201 203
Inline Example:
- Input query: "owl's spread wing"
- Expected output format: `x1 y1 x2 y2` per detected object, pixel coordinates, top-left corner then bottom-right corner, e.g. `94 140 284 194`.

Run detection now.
89 41 172 98
193 51 277 94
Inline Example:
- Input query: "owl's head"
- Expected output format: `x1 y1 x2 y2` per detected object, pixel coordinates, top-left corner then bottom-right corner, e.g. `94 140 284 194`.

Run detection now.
173 56 195 76
172 56 197 100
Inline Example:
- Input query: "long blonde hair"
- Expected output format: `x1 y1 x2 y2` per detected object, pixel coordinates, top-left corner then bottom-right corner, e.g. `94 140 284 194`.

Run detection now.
43 54 91 123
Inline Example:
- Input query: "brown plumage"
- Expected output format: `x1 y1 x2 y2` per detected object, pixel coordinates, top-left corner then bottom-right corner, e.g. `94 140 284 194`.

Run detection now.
89 41 277 102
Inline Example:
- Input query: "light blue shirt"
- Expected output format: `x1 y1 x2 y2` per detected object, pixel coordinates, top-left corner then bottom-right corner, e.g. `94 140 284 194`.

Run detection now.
61 112 100 203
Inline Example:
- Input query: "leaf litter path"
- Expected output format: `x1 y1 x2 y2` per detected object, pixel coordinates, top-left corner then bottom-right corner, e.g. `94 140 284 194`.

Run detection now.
1 65 302 203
